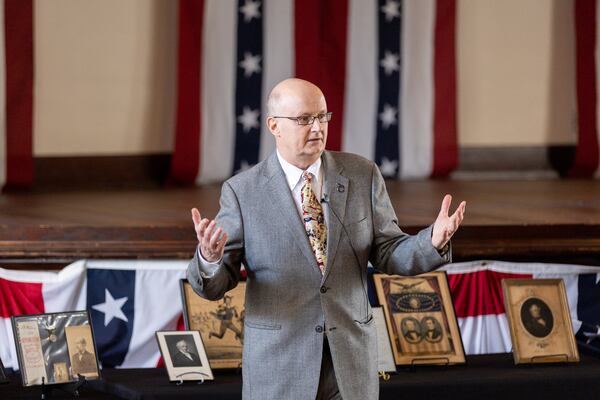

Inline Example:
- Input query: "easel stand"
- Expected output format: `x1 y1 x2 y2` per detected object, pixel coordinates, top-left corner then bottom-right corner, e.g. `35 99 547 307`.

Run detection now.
405 357 451 372
529 353 570 364
174 372 210 386
40 375 87 399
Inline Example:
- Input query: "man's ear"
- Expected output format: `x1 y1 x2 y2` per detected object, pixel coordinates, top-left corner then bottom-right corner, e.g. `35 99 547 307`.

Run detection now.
267 116 279 137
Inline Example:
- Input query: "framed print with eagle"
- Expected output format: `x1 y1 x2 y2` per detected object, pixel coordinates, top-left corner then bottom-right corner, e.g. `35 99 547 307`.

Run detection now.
180 280 246 369
502 279 579 364
373 272 465 365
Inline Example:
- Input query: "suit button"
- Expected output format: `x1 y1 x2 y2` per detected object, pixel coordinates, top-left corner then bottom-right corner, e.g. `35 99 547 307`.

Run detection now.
320 286 328 294
315 325 323 333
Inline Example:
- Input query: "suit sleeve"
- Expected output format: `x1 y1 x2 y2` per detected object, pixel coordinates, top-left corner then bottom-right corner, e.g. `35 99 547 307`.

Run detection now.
368 164 451 275
186 181 244 300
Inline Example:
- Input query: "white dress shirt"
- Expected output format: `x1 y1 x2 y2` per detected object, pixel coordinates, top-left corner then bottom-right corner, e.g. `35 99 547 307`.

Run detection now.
276 151 325 218
198 152 327 265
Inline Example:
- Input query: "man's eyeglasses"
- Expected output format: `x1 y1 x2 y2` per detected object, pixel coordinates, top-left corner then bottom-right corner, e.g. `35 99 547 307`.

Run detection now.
272 112 332 126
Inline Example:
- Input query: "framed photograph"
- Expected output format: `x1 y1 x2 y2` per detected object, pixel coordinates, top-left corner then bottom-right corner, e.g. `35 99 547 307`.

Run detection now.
373 272 466 366
0 357 9 384
502 279 579 364
180 280 246 369
65 325 100 379
156 331 213 382
11 310 101 386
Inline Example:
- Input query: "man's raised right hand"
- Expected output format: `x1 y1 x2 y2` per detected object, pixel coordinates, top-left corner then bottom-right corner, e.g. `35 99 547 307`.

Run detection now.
191 208 228 263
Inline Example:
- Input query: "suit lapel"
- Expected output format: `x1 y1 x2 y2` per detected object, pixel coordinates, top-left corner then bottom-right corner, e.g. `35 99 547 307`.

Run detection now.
262 153 323 277
322 152 348 283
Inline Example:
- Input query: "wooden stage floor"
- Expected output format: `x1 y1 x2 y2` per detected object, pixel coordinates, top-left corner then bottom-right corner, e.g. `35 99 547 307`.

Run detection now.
1 180 599 267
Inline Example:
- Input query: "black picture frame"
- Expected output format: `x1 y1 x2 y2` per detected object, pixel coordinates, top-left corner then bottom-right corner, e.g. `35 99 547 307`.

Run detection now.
0 357 9 384
11 310 101 387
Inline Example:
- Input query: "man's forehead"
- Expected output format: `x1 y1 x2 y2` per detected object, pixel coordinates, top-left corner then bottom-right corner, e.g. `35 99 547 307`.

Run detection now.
277 92 326 114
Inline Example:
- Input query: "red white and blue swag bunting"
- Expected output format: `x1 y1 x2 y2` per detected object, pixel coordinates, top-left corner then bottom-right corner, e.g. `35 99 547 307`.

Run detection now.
170 0 458 184
2 260 600 370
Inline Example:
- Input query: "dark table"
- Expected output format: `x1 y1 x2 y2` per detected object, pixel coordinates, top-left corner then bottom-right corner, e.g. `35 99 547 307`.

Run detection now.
3 353 600 399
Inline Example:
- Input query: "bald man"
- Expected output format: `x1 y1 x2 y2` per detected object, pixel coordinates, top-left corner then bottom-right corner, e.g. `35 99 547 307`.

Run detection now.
187 78 465 400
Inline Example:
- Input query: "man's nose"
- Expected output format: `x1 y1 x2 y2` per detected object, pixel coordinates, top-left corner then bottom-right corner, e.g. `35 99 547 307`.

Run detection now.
311 117 323 132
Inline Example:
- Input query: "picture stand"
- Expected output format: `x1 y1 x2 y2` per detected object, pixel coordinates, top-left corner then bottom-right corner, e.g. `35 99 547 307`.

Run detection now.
406 357 450 372
39 374 87 399
174 372 210 386
529 353 569 364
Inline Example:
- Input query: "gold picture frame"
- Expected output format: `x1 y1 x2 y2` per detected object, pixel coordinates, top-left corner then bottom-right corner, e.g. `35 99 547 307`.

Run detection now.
180 280 245 369
502 278 579 364
156 330 214 382
373 272 465 366
11 311 101 386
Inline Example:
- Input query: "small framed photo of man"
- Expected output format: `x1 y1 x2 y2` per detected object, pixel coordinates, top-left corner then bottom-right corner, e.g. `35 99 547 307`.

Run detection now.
180 280 246 369
65 325 100 379
373 271 466 366
502 279 579 364
156 331 213 382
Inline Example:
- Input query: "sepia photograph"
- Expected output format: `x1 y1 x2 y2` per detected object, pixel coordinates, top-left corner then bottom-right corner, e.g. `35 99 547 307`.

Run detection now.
11 311 99 386
181 280 246 369
65 325 100 379
374 272 466 365
156 330 213 382
502 279 579 364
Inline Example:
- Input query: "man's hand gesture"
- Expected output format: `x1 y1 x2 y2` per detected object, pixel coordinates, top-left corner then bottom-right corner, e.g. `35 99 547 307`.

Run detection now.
431 195 466 250
192 208 228 263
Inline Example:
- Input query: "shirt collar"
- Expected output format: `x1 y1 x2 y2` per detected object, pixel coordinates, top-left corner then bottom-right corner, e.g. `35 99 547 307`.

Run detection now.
276 151 322 191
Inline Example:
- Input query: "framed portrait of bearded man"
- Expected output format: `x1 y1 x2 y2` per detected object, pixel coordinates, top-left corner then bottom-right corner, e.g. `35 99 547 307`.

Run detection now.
373 272 466 366
180 280 246 369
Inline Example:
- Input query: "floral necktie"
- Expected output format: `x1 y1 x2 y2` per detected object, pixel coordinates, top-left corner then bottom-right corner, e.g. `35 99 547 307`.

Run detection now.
301 171 327 274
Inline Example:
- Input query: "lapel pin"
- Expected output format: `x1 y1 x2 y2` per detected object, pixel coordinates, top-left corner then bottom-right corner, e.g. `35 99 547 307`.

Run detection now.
337 183 345 193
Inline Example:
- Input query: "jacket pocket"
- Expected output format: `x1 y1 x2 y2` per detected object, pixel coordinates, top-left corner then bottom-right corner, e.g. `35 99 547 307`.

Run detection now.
354 313 374 326
245 320 282 330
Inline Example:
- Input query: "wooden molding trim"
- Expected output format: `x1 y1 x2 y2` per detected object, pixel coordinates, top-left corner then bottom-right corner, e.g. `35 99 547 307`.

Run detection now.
0 224 599 269
33 154 172 190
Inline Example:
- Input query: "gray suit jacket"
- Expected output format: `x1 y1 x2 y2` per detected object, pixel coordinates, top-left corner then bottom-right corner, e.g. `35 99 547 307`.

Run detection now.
187 151 450 400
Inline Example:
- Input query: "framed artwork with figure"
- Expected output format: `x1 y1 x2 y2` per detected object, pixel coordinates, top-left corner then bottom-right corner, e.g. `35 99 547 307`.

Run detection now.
373 271 465 366
502 278 579 364
180 279 246 369
11 310 100 386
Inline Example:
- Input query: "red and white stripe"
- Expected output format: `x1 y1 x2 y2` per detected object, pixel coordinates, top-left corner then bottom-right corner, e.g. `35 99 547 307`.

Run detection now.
170 0 458 184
